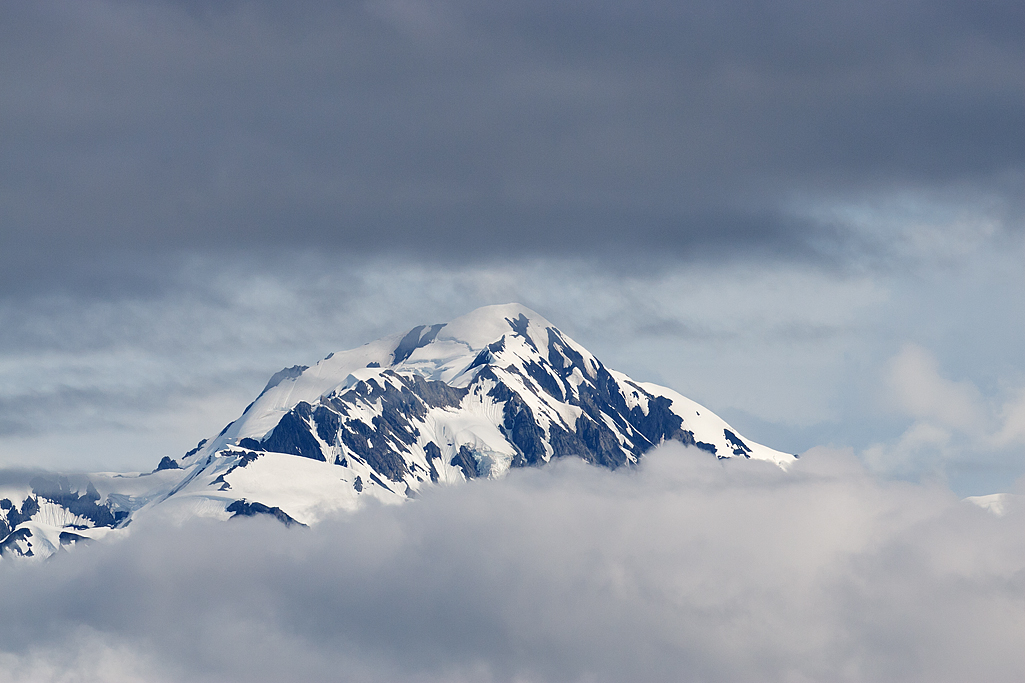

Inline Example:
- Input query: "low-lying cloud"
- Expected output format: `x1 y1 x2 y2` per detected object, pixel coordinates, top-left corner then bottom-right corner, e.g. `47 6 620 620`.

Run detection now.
863 343 1025 486
1 444 1021 682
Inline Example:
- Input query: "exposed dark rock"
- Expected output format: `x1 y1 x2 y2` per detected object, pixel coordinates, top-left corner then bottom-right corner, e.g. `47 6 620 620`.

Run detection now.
497 388 548 466
424 442 441 482
353 476 363 492
184 439 208 458
548 328 589 375
293 401 313 420
398 373 466 409
14 494 40 520
522 360 565 401
450 445 478 480
724 429 752 457
155 456 180 471
392 325 425 365
420 323 445 346
468 336 506 370
393 324 444 365
248 368 475 487
695 441 718 455
325 373 467 482
59 531 89 546
0 527 33 557
29 476 117 527
231 451 261 468
34 477 84 501
574 415 629 469
575 366 634 435
628 396 688 448
548 423 590 459
373 407 419 448
225 499 304 527
261 402 326 461
505 313 538 351
212 450 263 489
368 471 394 491
313 406 342 444
238 437 262 450
338 418 408 482
260 365 308 396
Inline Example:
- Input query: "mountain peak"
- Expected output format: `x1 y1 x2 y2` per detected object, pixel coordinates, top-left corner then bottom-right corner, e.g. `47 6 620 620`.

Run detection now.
2 305 796 559
385 303 556 369
155 303 794 520
432 303 554 349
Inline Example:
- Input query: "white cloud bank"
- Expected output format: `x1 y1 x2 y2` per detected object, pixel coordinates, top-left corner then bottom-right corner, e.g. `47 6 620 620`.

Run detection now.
864 343 1025 483
1 444 1022 683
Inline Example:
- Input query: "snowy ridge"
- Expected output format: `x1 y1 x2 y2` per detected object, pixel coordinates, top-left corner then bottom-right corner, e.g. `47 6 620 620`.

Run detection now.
2 304 796 559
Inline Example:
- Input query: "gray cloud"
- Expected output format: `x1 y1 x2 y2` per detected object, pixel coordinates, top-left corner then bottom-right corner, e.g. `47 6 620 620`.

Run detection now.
0 444 1022 682
1 0 1021 287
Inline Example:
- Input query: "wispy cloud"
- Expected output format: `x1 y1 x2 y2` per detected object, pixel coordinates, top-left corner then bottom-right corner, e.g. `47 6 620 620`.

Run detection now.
864 343 1025 485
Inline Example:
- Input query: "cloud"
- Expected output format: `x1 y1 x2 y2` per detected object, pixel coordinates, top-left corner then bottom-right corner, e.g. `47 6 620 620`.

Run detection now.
994 389 1025 448
887 343 987 432
863 344 1025 485
1 0 1021 284
0 444 1022 682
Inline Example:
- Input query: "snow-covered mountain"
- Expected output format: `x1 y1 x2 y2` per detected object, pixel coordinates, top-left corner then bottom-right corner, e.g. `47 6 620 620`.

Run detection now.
1 304 795 559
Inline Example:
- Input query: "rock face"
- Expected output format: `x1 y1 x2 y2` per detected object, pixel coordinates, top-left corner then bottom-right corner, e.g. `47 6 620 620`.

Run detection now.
1 303 795 558
0 475 133 559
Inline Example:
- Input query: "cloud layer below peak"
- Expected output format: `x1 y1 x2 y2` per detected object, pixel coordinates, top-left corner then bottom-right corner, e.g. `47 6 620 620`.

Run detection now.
1 444 1022 683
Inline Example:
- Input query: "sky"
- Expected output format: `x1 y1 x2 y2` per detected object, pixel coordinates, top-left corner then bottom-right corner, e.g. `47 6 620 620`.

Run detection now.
1 2 1023 681
2 0 1022 494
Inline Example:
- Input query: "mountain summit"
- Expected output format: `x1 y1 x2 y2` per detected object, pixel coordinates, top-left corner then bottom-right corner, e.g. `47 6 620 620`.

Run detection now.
1 304 794 557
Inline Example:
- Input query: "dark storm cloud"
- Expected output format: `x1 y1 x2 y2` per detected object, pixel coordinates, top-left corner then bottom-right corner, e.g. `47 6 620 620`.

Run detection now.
1 0 1021 288
0 445 1022 682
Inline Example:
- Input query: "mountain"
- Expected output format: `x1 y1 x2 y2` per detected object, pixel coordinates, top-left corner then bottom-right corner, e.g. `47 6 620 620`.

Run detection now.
0 304 795 559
